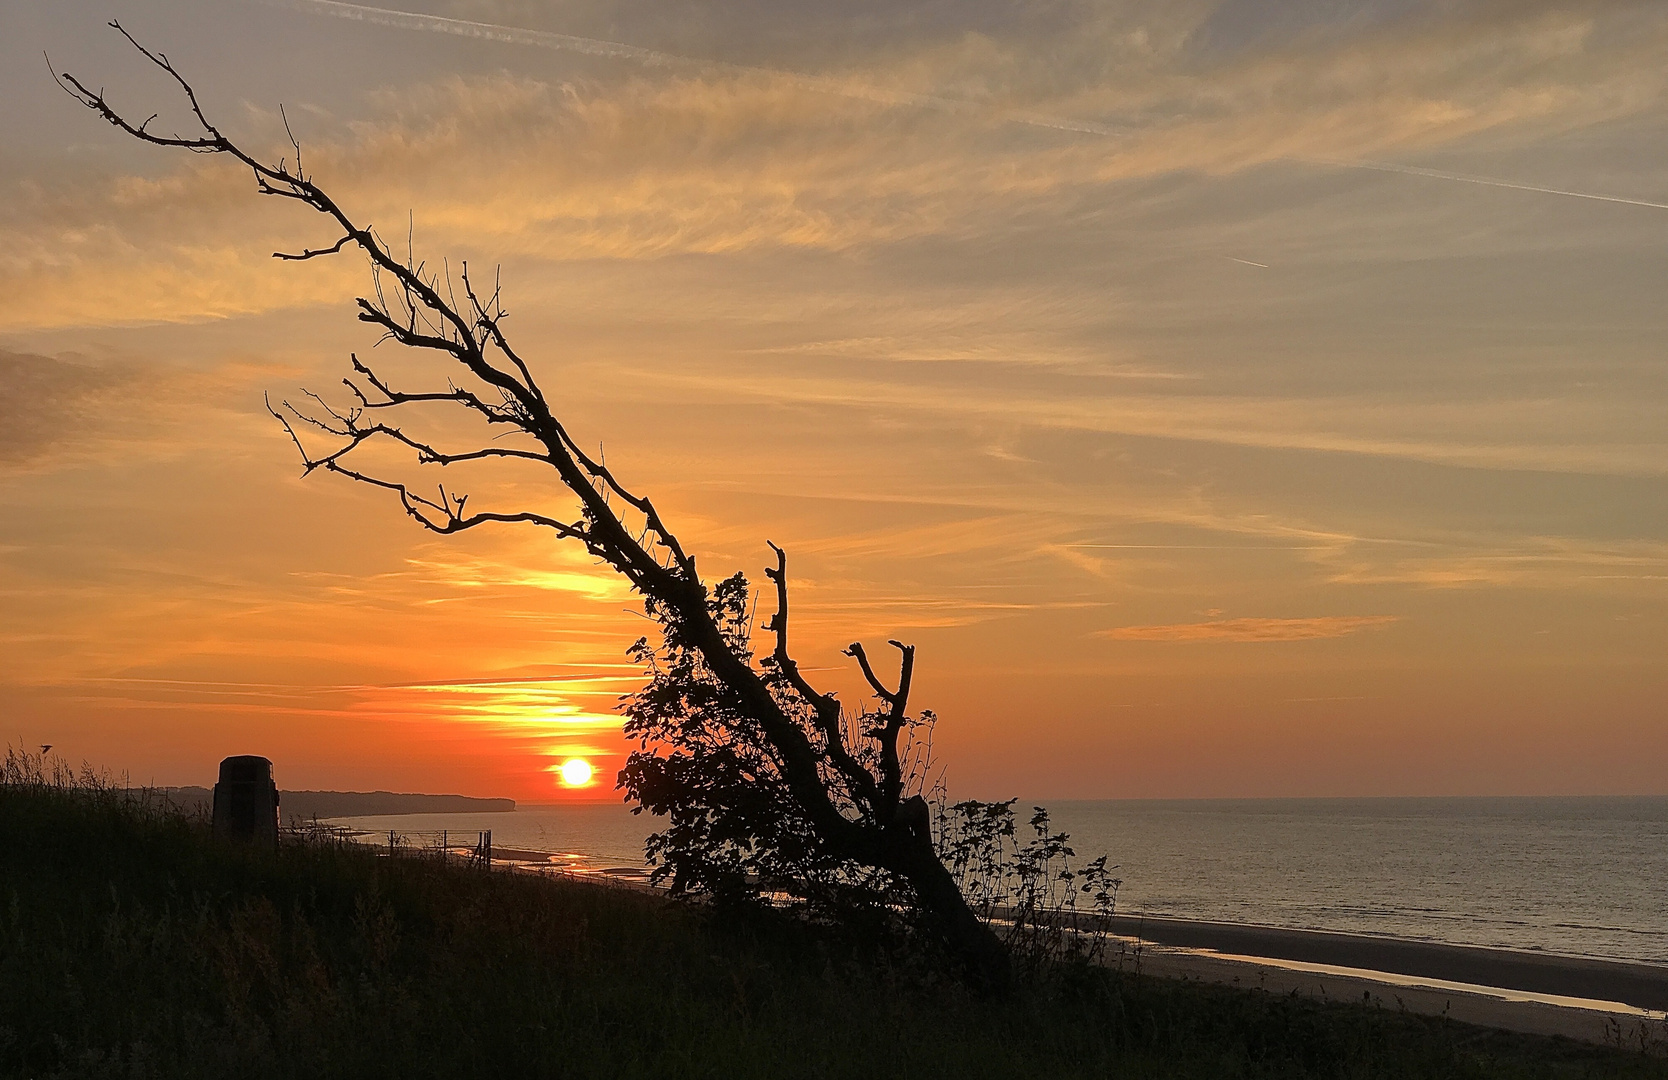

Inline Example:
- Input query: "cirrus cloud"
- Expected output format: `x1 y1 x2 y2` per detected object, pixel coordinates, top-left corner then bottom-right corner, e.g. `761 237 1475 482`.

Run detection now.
1097 615 1399 642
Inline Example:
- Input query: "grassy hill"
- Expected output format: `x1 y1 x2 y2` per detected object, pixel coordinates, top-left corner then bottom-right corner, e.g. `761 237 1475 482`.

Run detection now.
2 779 1664 1079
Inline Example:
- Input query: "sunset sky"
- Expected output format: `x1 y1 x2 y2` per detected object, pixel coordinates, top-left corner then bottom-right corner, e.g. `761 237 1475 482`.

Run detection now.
2 0 1665 803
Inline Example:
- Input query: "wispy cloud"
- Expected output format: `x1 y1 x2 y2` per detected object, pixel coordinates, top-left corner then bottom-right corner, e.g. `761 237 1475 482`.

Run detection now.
1097 615 1398 642
272 0 1125 134
0 350 123 463
14 2 1668 330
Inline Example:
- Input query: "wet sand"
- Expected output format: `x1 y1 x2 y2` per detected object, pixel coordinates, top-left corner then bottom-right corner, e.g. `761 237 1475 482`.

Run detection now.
1121 944 1665 1046
1092 915 1668 1047
1098 914 1668 1010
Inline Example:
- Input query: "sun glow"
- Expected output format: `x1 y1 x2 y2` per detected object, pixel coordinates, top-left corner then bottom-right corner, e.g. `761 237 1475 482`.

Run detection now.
559 758 595 787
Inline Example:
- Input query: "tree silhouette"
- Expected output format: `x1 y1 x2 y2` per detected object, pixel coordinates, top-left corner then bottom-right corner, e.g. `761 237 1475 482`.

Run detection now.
56 24 1023 985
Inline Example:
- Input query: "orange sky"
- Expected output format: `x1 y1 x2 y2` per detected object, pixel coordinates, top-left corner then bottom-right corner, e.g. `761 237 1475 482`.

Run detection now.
2 0 1666 803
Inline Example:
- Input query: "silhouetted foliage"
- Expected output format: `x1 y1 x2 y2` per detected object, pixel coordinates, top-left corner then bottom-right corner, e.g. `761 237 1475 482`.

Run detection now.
938 800 1123 975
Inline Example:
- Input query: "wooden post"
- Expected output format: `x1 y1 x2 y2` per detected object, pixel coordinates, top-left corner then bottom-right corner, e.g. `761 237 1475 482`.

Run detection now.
211 755 279 847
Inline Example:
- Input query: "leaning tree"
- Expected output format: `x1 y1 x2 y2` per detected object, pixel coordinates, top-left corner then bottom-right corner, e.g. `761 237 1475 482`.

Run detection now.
54 24 1122 988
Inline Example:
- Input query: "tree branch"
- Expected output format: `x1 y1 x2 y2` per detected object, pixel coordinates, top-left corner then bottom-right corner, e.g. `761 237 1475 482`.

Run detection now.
846 639 916 815
764 542 880 810
845 641 897 704
274 233 355 261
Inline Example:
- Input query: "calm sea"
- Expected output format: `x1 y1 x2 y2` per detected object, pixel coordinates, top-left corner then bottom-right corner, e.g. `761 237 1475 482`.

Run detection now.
328 795 1668 964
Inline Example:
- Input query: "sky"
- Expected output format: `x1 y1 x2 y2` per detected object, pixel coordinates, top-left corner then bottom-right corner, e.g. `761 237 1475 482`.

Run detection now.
1 0 1664 803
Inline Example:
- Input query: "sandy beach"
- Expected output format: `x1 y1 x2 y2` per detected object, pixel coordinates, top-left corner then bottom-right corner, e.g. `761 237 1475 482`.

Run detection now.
1099 915 1668 1047
1098 914 1668 1008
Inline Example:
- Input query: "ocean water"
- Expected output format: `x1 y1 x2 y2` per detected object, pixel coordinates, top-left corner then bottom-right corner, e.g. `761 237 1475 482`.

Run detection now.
1045 797 1668 965
328 795 1668 964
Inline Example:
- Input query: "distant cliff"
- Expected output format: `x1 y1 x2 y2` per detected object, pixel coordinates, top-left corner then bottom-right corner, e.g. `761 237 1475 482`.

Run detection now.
160 787 515 818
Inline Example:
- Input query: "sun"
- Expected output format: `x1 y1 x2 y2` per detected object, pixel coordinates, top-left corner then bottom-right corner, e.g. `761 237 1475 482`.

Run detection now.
559 758 594 787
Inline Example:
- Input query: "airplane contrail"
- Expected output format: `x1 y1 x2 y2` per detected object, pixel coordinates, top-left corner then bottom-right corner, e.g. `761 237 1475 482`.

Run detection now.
1224 256 1269 268
264 0 1125 136
1314 158 1668 212
266 0 1665 212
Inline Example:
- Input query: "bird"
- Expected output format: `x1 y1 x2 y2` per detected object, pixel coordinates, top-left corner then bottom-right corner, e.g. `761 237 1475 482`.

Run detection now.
40 745 52 754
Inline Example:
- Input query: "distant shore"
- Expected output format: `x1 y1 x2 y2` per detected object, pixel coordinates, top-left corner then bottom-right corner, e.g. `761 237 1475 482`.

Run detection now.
159 786 515 818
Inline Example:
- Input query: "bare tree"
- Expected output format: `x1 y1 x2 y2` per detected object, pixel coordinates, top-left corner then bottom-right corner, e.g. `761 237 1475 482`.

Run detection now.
55 24 1012 986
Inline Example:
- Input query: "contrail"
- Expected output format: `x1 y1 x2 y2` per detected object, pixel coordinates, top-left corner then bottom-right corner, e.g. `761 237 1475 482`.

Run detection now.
265 0 1124 136
271 0 677 66
1315 157 1668 212
1224 256 1269 268
267 0 1665 212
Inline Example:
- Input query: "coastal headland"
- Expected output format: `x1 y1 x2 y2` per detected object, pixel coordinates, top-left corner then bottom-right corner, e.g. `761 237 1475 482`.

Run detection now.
161 786 515 818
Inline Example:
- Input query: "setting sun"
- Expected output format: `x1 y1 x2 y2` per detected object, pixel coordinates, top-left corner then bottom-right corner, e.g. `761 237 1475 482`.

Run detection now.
7 5 1668 1066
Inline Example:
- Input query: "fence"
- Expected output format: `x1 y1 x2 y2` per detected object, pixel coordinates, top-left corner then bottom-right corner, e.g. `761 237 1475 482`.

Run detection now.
277 821 661 892
282 821 494 867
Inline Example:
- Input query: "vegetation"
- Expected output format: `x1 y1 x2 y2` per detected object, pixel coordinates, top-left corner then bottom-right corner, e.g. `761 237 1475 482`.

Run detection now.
4 766 1665 1080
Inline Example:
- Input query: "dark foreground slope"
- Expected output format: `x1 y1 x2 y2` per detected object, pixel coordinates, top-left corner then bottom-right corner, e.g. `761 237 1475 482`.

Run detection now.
2 785 1663 1080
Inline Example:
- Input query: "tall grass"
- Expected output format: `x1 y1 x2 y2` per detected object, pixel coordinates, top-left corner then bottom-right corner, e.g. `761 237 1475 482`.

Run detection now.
3 754 1664 1080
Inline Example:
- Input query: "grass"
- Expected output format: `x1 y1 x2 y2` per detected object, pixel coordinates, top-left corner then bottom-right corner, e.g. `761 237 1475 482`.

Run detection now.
3 778 1666 1080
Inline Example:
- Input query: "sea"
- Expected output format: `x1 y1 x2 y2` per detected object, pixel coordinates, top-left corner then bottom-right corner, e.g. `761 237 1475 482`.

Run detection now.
326 795 1668 965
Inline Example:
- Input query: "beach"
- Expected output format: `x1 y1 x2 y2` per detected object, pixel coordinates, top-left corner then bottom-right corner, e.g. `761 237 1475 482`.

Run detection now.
1100 914 1668 1010
1096 916 1668 1046
1129 945 1664 1046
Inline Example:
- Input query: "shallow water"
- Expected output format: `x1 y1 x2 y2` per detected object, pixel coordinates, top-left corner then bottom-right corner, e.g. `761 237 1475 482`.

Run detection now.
327 795 1668 964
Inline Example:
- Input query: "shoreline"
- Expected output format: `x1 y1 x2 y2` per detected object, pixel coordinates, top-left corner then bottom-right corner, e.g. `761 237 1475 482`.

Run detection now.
368 834 1668 1042
1118 943 1666 1047
1095 913 1668 1011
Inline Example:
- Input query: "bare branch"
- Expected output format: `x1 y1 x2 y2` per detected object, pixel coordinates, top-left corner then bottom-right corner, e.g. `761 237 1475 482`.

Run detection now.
274 233 354 261
845 641 897 705
764 542 880 809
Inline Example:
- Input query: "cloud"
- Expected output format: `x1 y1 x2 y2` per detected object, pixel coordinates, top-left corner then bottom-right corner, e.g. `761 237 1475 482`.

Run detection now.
14 1 1667 330
1097 615 1398 642
649 365 1668 477
1313 538 1668 589
0 350 123 463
